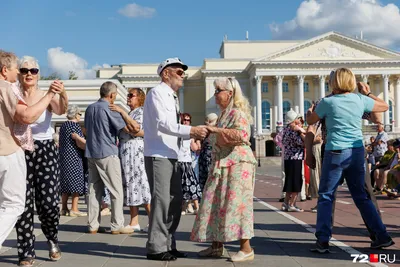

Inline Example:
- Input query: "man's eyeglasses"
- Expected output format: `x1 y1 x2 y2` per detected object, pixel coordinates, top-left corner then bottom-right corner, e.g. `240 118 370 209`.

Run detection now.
19 68 39 75
214 88 227 94
174 70 185 76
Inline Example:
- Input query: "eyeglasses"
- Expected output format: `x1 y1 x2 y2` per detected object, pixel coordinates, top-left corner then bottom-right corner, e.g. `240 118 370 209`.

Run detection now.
214 88 227 94
78 113 82 116
19 68 39 75
183 119 191 122
172 69 185 76
127 93 136 98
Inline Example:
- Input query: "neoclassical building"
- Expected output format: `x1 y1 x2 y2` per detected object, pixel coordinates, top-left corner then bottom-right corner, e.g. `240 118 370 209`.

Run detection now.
42 31 400 156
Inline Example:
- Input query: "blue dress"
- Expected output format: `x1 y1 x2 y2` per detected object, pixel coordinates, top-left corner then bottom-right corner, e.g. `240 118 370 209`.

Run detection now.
59 121 87 195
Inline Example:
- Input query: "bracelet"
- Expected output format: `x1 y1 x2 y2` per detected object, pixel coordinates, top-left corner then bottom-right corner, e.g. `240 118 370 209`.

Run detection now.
367 92 372 97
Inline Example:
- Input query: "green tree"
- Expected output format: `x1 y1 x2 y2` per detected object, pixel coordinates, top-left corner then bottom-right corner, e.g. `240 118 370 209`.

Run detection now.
40 72 61 80
68 71 78 80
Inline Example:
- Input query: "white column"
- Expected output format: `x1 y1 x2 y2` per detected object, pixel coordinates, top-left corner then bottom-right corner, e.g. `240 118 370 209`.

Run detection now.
294 81 299 113
275 75 284 124
361 74 369 84
395 78 400 129
179 87 184 112
297 75 305 117
319 75 326 99
251 78 257 135
256 75 262 135
382 74 390 125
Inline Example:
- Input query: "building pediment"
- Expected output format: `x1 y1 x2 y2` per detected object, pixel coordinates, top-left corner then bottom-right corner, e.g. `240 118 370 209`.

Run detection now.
254 31 400 62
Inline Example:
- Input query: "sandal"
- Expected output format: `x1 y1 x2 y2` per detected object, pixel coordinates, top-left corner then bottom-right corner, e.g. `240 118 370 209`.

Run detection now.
48 240 62 261
18 257 35 267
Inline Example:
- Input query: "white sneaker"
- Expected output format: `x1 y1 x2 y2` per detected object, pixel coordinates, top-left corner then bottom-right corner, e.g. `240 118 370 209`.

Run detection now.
288 206 304 212
126 224 141 231
181 211 186 215
186 204 194 214
100 208 111 216
230 249 254 262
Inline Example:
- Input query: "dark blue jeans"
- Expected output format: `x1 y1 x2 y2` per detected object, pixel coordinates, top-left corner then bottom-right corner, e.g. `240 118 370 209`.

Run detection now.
316 146 390 243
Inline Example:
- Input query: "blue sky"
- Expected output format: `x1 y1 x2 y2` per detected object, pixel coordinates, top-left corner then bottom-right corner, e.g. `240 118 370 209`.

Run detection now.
2 0 400 78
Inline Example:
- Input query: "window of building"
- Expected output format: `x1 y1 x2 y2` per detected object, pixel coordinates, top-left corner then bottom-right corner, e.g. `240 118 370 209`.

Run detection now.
389 100 393 123
325 82 329 92
283 101 291 122
304 82 309 92
262 82 268 93
283 82 289 93
262 101 271 130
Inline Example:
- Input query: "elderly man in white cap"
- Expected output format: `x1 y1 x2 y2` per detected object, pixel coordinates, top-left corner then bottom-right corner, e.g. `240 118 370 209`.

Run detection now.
143 58 208 261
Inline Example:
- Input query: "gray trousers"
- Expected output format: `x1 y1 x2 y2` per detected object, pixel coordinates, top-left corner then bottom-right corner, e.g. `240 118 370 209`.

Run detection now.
88 156 124 231
145 157 182 254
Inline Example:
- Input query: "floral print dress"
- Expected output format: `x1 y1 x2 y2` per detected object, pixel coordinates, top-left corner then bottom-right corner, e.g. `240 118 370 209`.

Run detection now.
118 107 151 206
191 109 257 242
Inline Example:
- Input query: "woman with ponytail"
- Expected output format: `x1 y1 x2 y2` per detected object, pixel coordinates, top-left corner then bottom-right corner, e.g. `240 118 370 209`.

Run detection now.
191 77 257 262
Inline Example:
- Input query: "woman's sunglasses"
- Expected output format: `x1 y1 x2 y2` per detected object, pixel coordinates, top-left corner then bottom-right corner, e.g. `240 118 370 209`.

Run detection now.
127 93 136 98
19 68 39 75
214 88 227 94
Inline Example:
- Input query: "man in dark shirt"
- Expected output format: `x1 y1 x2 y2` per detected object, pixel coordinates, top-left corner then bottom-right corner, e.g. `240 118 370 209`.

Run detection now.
85 81 139 234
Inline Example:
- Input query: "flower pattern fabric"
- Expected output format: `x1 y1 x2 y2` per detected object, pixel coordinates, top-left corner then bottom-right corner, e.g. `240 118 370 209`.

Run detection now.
118 107 151 206
282 125 304 160
191 109 256 242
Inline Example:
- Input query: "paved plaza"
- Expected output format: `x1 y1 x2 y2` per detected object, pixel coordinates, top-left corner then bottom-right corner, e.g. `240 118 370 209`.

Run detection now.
1 163 399 267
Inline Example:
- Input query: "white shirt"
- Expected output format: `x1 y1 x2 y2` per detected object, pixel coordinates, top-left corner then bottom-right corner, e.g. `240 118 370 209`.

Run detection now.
31 109 54 140
143 82 191 159
178 139 192 162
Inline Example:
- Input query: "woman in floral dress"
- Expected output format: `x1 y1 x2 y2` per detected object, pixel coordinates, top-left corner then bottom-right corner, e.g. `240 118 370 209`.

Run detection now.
191 77 256 262
111 88 151 232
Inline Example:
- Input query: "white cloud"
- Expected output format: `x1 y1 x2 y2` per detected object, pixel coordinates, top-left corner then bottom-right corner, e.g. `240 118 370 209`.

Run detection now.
118 3 156 18
47 47 109 79
269 0 400 47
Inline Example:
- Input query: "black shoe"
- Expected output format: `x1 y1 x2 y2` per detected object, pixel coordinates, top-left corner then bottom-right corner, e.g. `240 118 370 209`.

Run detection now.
147 252 177 261
169 249 188 258
371 238 395 249
278 198 285 202
310 241 330 253
300 198 307 202
306 196 312 200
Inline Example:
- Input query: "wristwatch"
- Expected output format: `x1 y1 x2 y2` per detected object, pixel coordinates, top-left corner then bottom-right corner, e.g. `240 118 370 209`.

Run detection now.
366 92 372 97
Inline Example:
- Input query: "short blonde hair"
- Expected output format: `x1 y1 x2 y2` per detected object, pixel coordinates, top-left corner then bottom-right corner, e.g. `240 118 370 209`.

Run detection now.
0 50 18 70
330 68 356 93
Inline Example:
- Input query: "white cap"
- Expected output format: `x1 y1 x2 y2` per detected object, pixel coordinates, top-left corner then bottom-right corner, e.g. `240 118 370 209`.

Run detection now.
285 109 301 125
157 57 188 76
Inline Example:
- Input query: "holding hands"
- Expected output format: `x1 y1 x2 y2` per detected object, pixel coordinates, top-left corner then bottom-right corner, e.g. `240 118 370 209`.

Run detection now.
48 80 65 95
190 126 209 140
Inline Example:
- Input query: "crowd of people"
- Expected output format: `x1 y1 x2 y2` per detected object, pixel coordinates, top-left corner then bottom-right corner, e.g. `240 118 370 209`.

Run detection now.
0 48 396 266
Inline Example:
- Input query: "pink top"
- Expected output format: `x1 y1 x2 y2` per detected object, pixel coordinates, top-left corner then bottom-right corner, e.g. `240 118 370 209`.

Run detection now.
11 83 34 151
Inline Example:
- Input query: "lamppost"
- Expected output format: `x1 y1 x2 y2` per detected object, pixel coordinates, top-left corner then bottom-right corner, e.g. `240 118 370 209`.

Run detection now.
255 134 264 167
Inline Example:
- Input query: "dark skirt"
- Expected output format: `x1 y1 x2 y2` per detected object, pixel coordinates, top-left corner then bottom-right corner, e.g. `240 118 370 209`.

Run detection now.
283 160 303 193
178 161 202 201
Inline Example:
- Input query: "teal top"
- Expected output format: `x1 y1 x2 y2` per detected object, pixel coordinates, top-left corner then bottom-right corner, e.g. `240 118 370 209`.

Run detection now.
315 93 375 150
